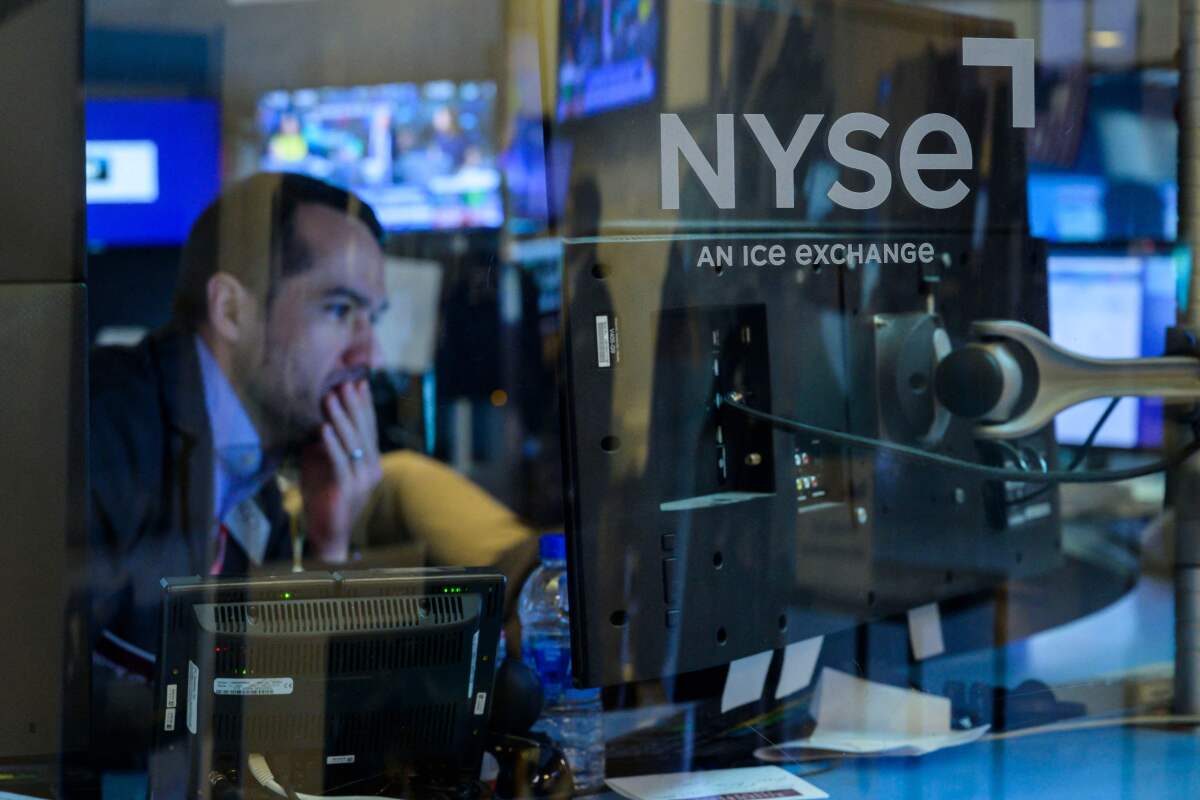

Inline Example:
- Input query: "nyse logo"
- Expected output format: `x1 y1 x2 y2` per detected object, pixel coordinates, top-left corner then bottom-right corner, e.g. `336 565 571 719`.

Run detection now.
660 38 1034 213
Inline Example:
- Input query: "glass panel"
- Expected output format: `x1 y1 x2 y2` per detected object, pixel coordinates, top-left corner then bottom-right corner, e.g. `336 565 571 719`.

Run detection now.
22 0 1191 796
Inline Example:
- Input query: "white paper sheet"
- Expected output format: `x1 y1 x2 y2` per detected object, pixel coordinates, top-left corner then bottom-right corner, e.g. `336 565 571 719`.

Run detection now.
810 667 950 733
774 726 990 757
720 650 773 713
377 257 442 374
754 668 989 761
907 603 946 661
775 636 823 700
606 766 828 800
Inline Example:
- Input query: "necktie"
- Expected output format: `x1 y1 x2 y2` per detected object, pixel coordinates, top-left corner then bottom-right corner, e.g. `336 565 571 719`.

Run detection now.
210 523 230 576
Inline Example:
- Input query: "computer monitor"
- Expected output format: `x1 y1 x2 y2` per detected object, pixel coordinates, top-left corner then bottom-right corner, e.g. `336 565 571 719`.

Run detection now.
85 98 221 247
149 568 505 798
556 0 661 122
555 3 1057 688
502 115 574 235
1027 174 1177 244
1047 251 1178 449
1027 70 1178 244
258 81 503 232
559 234 1059 688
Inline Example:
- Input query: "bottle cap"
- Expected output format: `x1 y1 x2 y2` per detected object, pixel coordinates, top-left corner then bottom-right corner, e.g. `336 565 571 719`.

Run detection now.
540 533 566 561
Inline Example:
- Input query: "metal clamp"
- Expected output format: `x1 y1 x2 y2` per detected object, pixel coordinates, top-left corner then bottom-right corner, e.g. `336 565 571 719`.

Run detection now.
940 320 1200 440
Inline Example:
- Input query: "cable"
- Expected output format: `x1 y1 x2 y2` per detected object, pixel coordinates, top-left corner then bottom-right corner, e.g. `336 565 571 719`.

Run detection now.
247 753 404 800
1008 397 1121 505
247 754 288 798
1065 397 1122 471
992 440 1031 473
722 393 1200 485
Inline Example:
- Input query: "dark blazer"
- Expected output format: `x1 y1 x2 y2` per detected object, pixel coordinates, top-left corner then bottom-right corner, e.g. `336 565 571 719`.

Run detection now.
89 325 292 761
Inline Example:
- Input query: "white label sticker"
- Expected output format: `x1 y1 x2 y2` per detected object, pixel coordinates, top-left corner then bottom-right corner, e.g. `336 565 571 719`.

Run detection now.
187 661 199 735
474 692 488 716
595 316 611 368
907 603 946 661
166 684 178 709
164 707 176 732
213 677 295 696
467 629 480 698
326 755 356 766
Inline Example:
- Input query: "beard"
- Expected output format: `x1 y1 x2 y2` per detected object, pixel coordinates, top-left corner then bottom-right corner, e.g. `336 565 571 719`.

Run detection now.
238 348 371 452
233 345 323 451
246 376 322 451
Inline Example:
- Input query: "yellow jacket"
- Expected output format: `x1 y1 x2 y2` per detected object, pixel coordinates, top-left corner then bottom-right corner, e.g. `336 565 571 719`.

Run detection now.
287 450 540 618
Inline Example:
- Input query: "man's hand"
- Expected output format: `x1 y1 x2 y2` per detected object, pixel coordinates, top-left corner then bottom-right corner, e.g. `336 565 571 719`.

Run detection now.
299 380 383 563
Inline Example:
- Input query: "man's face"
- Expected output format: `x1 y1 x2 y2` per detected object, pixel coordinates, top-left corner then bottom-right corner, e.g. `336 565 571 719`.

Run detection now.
236 203 387 448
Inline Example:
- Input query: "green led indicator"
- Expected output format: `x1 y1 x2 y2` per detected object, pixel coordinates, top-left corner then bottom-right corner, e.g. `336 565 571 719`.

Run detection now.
282 592 293 600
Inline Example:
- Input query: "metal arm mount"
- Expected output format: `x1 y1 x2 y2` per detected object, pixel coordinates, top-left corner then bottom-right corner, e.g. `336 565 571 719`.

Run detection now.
934 320 1200 441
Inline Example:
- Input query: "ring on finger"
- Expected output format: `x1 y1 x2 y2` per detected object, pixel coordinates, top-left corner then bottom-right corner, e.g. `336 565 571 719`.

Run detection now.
350 447 365 462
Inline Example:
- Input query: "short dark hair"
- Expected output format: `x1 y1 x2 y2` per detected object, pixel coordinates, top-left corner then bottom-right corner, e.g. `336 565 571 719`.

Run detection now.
172 172 385 329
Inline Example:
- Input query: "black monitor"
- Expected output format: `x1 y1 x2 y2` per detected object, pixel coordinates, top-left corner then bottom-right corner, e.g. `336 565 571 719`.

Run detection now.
149 568 505 798
560 235 1060 688
555 2 1059 688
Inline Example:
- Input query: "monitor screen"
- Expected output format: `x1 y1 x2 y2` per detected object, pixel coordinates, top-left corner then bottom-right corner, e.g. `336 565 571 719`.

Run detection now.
258 81 503 232
502 116 574 234
1027 70 1178 244
560 233 1059 687
150 568 505 797
1028 174 1177 243
1048 252 1178 448
557 0 660 121
555 2 1057 689
85 98 221 247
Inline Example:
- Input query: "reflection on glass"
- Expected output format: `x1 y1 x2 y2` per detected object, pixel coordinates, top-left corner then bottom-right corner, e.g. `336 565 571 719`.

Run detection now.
22 0 1195 797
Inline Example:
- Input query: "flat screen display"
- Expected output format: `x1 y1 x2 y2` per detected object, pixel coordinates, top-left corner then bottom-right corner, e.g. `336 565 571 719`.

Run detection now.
502 116 574 234
1027 71 1178 244
1048 252 1178 448
86 98 221 247
557 0 660 121
1028 174 1177 243
259 81 502 232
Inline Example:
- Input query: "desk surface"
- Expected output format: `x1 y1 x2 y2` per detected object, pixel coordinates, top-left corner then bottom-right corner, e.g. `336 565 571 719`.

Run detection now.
104 569 1198 799
108 723 1200 800
593 569 1198 799
761 725 1200 800
785 566 1200 799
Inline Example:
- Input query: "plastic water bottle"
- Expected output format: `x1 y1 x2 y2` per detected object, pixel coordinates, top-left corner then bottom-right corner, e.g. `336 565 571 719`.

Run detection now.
518 533 605 792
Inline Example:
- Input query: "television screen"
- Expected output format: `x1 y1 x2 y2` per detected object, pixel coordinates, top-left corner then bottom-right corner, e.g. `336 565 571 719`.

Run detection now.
85 98 221 247
501 116 574 234
557 0 660 121
1028 174 1177 243
1048 252 1178 448
258 81 502 232
1027 70 1178 244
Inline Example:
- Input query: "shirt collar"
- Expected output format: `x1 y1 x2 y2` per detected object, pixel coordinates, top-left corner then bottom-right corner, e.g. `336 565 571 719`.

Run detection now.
194 335 264 480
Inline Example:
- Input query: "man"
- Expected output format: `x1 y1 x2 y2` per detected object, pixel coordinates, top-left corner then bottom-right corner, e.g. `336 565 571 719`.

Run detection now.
89 173 391 758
